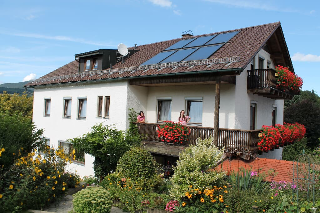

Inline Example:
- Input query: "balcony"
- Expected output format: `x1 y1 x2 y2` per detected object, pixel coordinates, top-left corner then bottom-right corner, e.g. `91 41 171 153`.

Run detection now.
247 69 296 99
136 123 261 160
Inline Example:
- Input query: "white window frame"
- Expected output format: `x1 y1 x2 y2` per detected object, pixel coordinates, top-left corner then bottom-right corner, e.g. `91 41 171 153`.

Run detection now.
185 97 203 126
77 97 87 119
63 97 72 119
44 98 51 117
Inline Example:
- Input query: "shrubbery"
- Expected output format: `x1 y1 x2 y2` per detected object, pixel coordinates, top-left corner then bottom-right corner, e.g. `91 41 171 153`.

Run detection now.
170 137 225 199
0 146 79 212
73 187 113 213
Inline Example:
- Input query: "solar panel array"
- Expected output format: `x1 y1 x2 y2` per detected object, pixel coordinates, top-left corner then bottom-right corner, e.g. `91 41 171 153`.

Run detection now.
141 31 239 66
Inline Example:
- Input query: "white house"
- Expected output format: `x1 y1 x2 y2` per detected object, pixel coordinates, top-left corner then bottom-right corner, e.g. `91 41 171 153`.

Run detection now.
27 22 295 177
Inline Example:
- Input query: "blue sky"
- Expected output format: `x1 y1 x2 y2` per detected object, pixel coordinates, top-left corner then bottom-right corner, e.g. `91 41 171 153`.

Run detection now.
0 0 319 93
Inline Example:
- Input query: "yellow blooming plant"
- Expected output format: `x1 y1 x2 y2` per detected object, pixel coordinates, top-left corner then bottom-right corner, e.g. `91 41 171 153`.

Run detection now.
0 146 80 212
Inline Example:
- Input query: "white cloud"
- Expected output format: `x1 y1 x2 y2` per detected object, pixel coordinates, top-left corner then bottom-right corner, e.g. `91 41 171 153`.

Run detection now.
0 30 115 47
25 14 36 20
173 10 182 15
310 10 316 14
204 0 297 12
292 52 320 62
0 47 21 54
149 0 172 7
0 72 3 76
23 73 37 82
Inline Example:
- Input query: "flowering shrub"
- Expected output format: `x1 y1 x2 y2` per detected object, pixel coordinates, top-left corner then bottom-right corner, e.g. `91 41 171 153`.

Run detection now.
275 65 303 93
258 123 306 152
170 137 225 199
157 121 190 145
175 185 229 212
73 186 113 213
165 200 179 212
0 146 79 212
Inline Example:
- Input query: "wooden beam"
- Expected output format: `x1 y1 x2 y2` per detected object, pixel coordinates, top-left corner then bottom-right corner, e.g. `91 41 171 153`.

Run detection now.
214 79 221 146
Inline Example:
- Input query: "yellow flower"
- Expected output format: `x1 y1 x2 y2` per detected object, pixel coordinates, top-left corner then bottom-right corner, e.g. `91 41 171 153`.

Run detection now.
20 173 23 177
1 148 5 152
271 196 273 199
52 186 55 190
200 197 205 203
0 194 3 199
63 182 67 186
182 202 186 207
53 176 56 179
53 194 55 197
62 187 65 191
224 190 228 193
9 185 13 189
20 202 23 206
55 181 58 184
33 176 36 181
211 199 216 203
47 176 50 180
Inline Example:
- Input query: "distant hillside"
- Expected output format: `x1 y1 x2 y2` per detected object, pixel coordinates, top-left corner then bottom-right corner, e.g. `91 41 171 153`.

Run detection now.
0 81 34 95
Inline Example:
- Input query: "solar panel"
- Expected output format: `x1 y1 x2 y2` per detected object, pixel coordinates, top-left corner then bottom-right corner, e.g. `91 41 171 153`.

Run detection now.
183 44 223 61
161 48 197 63
206 31 239 45
141 51 176 65
184 35 217 48
165 38 196 50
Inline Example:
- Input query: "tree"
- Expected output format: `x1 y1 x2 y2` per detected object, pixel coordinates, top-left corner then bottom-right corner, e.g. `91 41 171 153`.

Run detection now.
0 92 33 118
0 113 44 172
70 124 140 179
284 98 320 148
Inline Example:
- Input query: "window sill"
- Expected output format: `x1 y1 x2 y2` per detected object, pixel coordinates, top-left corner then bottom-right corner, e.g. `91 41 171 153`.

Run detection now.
72 160 85 166
63 116 71 119
103 116 109 119
44 115 50 117
77 117 86 120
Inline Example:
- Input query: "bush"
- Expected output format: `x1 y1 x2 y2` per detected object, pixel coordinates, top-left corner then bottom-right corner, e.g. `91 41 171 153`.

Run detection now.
70 123 140 179
117 147 156 181
0 146 79 212
0 113 44 172
170 137 225 199
73 187 113 213
0 92 33 118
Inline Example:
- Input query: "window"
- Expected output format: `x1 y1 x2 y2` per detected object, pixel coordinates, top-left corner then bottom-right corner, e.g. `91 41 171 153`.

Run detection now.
272 107 277 127
97 96 103 117
59 141 85 164
93 59 98 70
44 99 51 117
104 96 110 118
63 98 72 118
258 57 264 69
186 99 203 125
85 59 91 71
158 99 171 122
78 98 87 119
250 103 257 130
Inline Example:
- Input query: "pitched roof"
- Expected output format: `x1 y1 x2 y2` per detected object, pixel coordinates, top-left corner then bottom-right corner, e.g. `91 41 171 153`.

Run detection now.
26 22 290 87
215 158 296 183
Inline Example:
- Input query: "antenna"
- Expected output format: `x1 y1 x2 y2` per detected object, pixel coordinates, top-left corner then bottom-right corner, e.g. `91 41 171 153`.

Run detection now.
118 43 128 56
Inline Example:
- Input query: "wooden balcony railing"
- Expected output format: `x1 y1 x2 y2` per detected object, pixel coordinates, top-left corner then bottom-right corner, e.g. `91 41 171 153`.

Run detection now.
247 69 294 99
136 123 261 160
247 69 276 90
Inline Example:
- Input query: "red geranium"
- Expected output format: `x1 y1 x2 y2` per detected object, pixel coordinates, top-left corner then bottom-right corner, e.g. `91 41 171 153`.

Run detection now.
275 65 303 93
157 121 190 145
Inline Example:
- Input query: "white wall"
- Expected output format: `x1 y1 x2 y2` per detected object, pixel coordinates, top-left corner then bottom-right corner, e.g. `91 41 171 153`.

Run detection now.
143 84 236 128
127 85 148 127
33 81 128 177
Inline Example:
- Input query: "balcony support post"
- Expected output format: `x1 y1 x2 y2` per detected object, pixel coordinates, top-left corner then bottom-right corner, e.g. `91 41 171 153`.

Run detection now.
214 79 220 146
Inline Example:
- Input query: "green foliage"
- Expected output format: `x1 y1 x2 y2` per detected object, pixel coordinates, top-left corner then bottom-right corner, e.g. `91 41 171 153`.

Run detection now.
82 175 99 186
73 187 113 213
0 92 33 118
117 147 157 181
0 146 79 212
283 138 312 161
0 112 44 172
170 137 225 199
70 123 138 178
228 168 267 193
284 90 320 148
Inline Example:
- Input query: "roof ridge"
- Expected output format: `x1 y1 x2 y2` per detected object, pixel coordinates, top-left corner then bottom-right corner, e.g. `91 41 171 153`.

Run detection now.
128 22 281 49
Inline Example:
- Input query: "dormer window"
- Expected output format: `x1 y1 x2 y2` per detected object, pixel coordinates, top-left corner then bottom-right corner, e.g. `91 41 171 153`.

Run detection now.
85 59 91 71
93 59 98 70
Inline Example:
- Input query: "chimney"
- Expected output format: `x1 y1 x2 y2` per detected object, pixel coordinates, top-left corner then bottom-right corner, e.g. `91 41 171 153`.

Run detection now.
182 30 193 38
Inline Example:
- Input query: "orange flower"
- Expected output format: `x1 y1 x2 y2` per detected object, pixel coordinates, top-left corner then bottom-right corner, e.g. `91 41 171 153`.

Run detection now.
200 197 205 203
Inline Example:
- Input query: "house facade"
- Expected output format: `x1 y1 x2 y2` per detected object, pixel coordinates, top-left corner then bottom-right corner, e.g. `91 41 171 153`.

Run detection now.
28 22 294 177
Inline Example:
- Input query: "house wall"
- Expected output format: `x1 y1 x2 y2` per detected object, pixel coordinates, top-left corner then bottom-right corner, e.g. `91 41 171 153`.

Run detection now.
33 81 128 177
127 85 148 128
142 84 236 128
